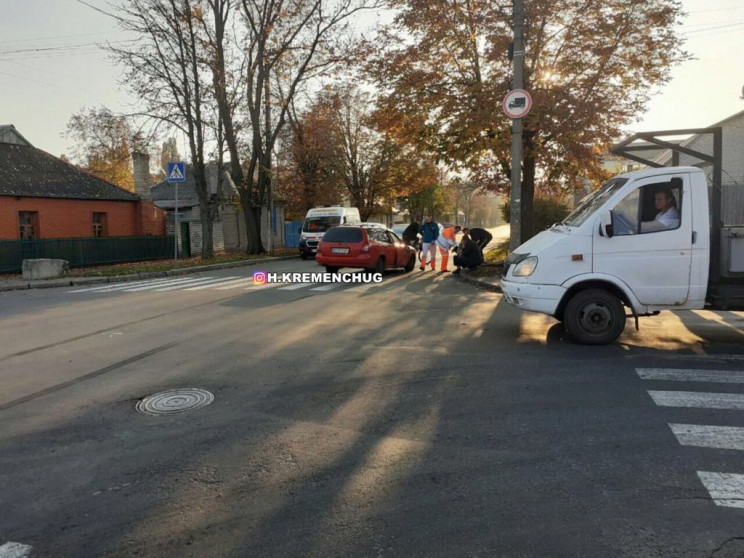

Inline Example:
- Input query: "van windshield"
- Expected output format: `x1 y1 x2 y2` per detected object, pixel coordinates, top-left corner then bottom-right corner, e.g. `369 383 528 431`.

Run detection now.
303 216 341 232
562 178 629 227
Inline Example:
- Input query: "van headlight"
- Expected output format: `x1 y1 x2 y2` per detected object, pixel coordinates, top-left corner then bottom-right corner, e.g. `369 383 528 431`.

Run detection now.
512 256 538 277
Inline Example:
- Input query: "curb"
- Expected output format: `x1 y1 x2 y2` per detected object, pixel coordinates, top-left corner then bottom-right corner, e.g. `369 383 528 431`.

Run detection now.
456 271 502 293
0 255 299 292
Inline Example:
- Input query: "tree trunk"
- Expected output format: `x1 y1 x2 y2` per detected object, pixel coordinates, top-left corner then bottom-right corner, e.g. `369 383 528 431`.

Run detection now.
521 150 536 241
200 200 215 259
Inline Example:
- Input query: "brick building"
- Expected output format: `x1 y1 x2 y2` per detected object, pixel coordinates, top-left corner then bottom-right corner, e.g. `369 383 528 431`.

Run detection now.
0 125 166 241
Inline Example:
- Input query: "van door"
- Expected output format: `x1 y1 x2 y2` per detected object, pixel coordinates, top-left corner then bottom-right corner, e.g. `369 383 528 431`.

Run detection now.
593 174 692 306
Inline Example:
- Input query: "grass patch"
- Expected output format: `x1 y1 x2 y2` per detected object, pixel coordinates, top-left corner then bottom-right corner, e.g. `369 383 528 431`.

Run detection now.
484 239 510 264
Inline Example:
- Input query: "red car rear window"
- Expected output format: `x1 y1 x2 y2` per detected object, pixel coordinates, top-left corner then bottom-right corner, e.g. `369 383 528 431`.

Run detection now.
323 227 363 242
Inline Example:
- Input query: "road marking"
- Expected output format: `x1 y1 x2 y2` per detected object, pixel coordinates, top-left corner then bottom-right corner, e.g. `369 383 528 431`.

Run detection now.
0 542 33 558
278 283 313 290
626 354 744 361
213 278 253 290
69 276 178 292
183 276 241 290
637 368 744 384
670 424 744 451
697 472 744 509
155 277 233 291
309 284 340 291
122 277 201 292
648 390 744 411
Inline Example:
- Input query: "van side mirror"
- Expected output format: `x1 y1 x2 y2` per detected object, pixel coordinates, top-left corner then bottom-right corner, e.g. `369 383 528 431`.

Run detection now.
599 211 613 238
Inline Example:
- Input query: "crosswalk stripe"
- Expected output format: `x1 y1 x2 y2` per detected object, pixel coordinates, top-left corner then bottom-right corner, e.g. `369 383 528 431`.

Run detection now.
648 390 744 411
183 276 241 290
670 424 744 451
69 276 176 292
154 277 230 291
309 284 340 291
697 472 744 509
0 542 33 558
214 278 253 290
637 368 744 384
122 277 202 292
278 283 313 290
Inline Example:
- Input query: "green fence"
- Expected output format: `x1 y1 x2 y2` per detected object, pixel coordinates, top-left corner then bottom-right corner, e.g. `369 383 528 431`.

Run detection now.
0 235 176 274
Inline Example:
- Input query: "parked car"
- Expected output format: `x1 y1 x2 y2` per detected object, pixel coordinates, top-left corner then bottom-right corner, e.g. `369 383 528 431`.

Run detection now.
391 224 408 236
316 225 417 274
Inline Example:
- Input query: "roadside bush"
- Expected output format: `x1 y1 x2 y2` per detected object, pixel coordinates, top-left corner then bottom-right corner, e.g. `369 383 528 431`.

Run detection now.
500 197 570 236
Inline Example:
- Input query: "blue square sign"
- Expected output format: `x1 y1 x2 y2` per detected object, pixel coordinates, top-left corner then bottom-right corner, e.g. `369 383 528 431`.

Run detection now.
167 161 186 183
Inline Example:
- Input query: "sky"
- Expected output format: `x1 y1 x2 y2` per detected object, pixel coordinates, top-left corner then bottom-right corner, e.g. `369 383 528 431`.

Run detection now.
1 0 743 158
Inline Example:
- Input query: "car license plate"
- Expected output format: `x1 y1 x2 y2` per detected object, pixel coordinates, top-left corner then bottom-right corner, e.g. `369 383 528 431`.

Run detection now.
331 247 349 254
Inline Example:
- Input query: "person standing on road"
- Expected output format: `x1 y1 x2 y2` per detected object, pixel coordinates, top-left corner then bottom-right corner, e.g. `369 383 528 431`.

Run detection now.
468 227 493 254
419 215 439 271
436 224 461 272
453 228 484 274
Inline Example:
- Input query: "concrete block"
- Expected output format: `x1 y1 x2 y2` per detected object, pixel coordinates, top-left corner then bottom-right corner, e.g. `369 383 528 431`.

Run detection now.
22 259 70 280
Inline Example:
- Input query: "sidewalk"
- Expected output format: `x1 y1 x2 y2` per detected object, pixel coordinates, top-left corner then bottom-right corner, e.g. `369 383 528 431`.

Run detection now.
0 255 298 293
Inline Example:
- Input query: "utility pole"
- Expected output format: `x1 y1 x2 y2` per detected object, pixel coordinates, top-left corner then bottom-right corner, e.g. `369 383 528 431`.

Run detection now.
509 0 525 251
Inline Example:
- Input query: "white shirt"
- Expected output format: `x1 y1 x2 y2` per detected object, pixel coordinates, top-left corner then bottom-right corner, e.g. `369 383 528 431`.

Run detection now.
655 207 680 229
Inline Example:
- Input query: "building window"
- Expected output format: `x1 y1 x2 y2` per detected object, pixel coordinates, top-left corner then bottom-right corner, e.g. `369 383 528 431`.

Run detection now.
93 213 108 237
18 211 39 240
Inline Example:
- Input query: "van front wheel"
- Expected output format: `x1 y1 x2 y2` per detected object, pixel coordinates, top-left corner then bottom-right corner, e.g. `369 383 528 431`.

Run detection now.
564 289 626 345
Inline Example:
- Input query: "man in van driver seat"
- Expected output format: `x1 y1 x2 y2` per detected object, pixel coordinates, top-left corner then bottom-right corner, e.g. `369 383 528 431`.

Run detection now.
641 188 679 232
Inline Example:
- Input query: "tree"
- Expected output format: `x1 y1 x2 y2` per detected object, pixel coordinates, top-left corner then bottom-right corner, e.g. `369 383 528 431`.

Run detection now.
276 99 345 219
108 0 224 259
160 138 181 175
201 0 382 253
368 0 688 239
319 86 438 220
64 106 137 191
399 180 448 222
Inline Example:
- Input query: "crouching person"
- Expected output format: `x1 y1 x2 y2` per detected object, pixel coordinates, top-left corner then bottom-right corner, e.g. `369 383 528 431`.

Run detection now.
453 228 484 274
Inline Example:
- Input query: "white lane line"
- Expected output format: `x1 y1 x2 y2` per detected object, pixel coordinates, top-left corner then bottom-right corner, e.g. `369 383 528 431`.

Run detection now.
0 542 33 558
697 472 744 509
69 277 175 292
154 277 230 291
122 277 200 292
648 390 744 411
278 283 313 290
637 368 744 384
183 276 241 290
309 284 341 291
670 424 744 451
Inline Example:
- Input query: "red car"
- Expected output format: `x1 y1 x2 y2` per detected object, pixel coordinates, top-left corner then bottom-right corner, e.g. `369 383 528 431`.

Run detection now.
316 225 417 274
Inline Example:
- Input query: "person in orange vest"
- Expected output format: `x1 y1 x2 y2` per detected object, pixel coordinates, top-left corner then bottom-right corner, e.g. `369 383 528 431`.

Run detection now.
436 224 460 272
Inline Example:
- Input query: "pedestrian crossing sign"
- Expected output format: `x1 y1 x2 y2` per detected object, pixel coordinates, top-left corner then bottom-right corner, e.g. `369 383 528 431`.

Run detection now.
167 161 186 183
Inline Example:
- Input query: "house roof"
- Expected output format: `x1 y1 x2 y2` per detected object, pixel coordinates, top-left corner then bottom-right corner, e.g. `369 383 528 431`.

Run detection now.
0 142 139 201
150 162 233 210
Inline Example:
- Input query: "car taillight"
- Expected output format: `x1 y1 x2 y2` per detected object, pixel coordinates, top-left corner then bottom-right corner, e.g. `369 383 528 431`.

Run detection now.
360 242 370 253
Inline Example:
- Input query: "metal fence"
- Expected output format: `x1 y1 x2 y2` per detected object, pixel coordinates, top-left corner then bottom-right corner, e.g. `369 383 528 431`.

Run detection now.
284 221 302 248
0 235 175 274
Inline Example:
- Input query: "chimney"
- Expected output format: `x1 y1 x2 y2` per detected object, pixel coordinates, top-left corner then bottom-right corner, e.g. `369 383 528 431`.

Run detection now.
132 151 152 199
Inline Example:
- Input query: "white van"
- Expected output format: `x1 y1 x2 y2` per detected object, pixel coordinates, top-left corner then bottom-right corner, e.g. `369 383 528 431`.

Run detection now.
299 206 361 259
500 166 744 344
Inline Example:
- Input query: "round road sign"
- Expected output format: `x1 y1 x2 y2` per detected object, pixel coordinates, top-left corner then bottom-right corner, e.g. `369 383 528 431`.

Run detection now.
502 89 532 119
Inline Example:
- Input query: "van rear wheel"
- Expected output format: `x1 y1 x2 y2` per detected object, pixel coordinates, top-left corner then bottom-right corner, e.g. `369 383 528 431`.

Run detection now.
564 289 626 345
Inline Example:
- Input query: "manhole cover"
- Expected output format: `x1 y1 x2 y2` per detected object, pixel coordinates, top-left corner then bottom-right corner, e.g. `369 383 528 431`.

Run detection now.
136 388 214 416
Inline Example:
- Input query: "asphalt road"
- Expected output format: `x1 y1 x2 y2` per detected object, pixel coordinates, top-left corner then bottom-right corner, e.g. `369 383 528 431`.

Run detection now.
1 257 744 557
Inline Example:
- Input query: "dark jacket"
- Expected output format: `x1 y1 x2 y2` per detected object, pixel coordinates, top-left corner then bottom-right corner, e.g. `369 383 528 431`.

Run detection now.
402 222 419 243
419 221 440 243
469 228 493 246
458 238 484 268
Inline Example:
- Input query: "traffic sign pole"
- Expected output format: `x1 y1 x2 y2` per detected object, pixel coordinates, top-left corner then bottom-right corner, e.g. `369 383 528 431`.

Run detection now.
167 161 186 260
510 0 525 251
174 182 179 260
